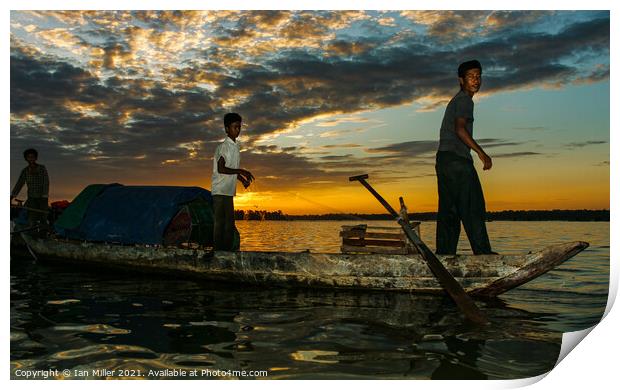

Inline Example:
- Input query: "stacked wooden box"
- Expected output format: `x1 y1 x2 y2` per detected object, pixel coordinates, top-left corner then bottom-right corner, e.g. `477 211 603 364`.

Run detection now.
340 223 421 255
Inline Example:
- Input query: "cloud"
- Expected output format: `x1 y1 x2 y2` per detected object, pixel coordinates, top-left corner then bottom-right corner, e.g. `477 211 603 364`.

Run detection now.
324 39 378 56
322 144 363 149
574 64 610 85
485 11 549 31
513 126 547 131
12 12 610 140
493 151 543 158
365 141 438 157
240 149 347 190
400 11 489 41
9 11 609 198
400 11 548 42
320 154 354 160
478 139 528 149
316 116 370 127
565 140 608 148
361 138 534 162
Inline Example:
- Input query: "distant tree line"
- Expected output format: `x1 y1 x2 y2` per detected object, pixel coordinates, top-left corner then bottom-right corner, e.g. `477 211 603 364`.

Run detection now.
234 209 287 220
234 209 609 222
484 209 609 221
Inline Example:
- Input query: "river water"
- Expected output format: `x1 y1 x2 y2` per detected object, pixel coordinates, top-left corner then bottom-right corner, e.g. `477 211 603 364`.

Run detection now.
10 221 609 379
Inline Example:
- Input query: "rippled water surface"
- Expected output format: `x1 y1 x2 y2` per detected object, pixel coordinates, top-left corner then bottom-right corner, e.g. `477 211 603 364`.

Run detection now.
10 221 609 379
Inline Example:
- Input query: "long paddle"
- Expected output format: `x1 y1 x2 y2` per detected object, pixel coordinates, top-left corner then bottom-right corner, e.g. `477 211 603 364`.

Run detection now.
350 174 488 325
20 233 39 262
11 205 50 215
11 225 44 235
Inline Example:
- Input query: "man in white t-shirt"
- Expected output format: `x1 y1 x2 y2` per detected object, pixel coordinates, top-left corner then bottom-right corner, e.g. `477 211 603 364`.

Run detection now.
212 113 254 251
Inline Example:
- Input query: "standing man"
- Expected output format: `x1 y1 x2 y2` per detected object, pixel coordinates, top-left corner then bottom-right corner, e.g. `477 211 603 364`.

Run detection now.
211 113 254 251
435 60 495 255
11 148 50 227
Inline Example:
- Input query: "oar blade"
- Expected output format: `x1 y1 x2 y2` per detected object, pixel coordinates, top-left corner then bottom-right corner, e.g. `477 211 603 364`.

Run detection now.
352 175 488 325
399 220 488 325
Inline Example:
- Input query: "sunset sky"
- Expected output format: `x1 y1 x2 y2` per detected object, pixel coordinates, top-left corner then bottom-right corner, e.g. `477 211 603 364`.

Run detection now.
9 10 610 214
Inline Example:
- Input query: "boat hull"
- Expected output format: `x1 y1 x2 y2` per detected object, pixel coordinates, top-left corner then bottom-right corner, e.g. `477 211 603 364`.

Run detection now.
17 236 588 297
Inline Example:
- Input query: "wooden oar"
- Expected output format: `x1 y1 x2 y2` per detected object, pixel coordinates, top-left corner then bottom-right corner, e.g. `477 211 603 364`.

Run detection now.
349 174 488 325
399 196 410 225
11 205 50 214
21 233 39 261
10 225 43 235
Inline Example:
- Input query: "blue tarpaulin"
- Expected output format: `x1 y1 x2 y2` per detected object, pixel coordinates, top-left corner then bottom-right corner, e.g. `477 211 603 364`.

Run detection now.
55 184 120 231
56 185 213 244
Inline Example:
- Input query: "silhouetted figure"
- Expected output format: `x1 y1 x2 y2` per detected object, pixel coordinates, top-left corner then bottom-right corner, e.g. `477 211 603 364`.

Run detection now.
211 113 254 251
435 60 495 255
11 148 50 227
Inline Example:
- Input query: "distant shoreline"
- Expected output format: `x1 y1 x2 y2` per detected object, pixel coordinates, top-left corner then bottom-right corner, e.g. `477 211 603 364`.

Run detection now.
235 209 610 222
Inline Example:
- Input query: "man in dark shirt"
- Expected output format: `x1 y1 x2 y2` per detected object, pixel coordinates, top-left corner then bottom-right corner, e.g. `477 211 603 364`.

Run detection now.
435 60 495 255
11 148 50 227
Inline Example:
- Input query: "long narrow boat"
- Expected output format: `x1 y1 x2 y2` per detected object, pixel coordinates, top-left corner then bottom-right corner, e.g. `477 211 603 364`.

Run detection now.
17 235 588 298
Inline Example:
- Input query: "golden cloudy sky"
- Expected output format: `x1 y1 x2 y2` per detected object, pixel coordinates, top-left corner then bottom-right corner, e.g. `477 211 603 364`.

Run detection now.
10 10 610 213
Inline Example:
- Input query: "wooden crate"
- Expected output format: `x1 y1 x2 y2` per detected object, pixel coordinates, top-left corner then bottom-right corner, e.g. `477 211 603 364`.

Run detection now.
340 223 421 255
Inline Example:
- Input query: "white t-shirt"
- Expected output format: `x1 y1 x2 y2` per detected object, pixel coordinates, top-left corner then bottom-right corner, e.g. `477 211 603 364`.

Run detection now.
212 137 240 196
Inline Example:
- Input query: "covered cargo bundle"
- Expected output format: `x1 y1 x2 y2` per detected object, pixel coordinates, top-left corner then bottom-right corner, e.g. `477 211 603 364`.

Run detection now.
54 185 238 248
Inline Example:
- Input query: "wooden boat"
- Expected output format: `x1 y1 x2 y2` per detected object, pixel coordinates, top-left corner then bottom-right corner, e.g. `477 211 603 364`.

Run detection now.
16 234 588 298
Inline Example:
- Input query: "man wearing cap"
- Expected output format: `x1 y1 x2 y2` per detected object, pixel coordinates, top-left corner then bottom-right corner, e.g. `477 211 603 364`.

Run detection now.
435 60 495 255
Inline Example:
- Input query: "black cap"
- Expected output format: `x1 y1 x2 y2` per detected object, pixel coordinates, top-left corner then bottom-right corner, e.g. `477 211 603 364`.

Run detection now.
458 60 482 78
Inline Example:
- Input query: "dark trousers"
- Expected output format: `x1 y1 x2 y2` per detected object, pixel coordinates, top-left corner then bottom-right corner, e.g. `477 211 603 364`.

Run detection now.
25 197 48 227
213 195 235 251
435 152 492 255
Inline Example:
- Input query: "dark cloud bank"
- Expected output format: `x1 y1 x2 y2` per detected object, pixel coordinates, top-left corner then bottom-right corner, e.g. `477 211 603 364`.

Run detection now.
10 11 609 197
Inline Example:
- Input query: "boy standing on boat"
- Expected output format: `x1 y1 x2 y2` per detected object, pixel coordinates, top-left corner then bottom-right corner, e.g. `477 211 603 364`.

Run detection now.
211 113 254 251
11 148 50 227
435 60 495 255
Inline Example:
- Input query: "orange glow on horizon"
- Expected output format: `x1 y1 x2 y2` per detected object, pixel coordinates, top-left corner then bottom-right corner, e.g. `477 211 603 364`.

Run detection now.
46 173 609 215
42 157 609 214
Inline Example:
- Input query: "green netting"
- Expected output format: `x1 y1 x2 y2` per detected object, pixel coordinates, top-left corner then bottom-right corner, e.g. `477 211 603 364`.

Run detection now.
54 184 113 231
186 198 239 249
187 198 214 246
